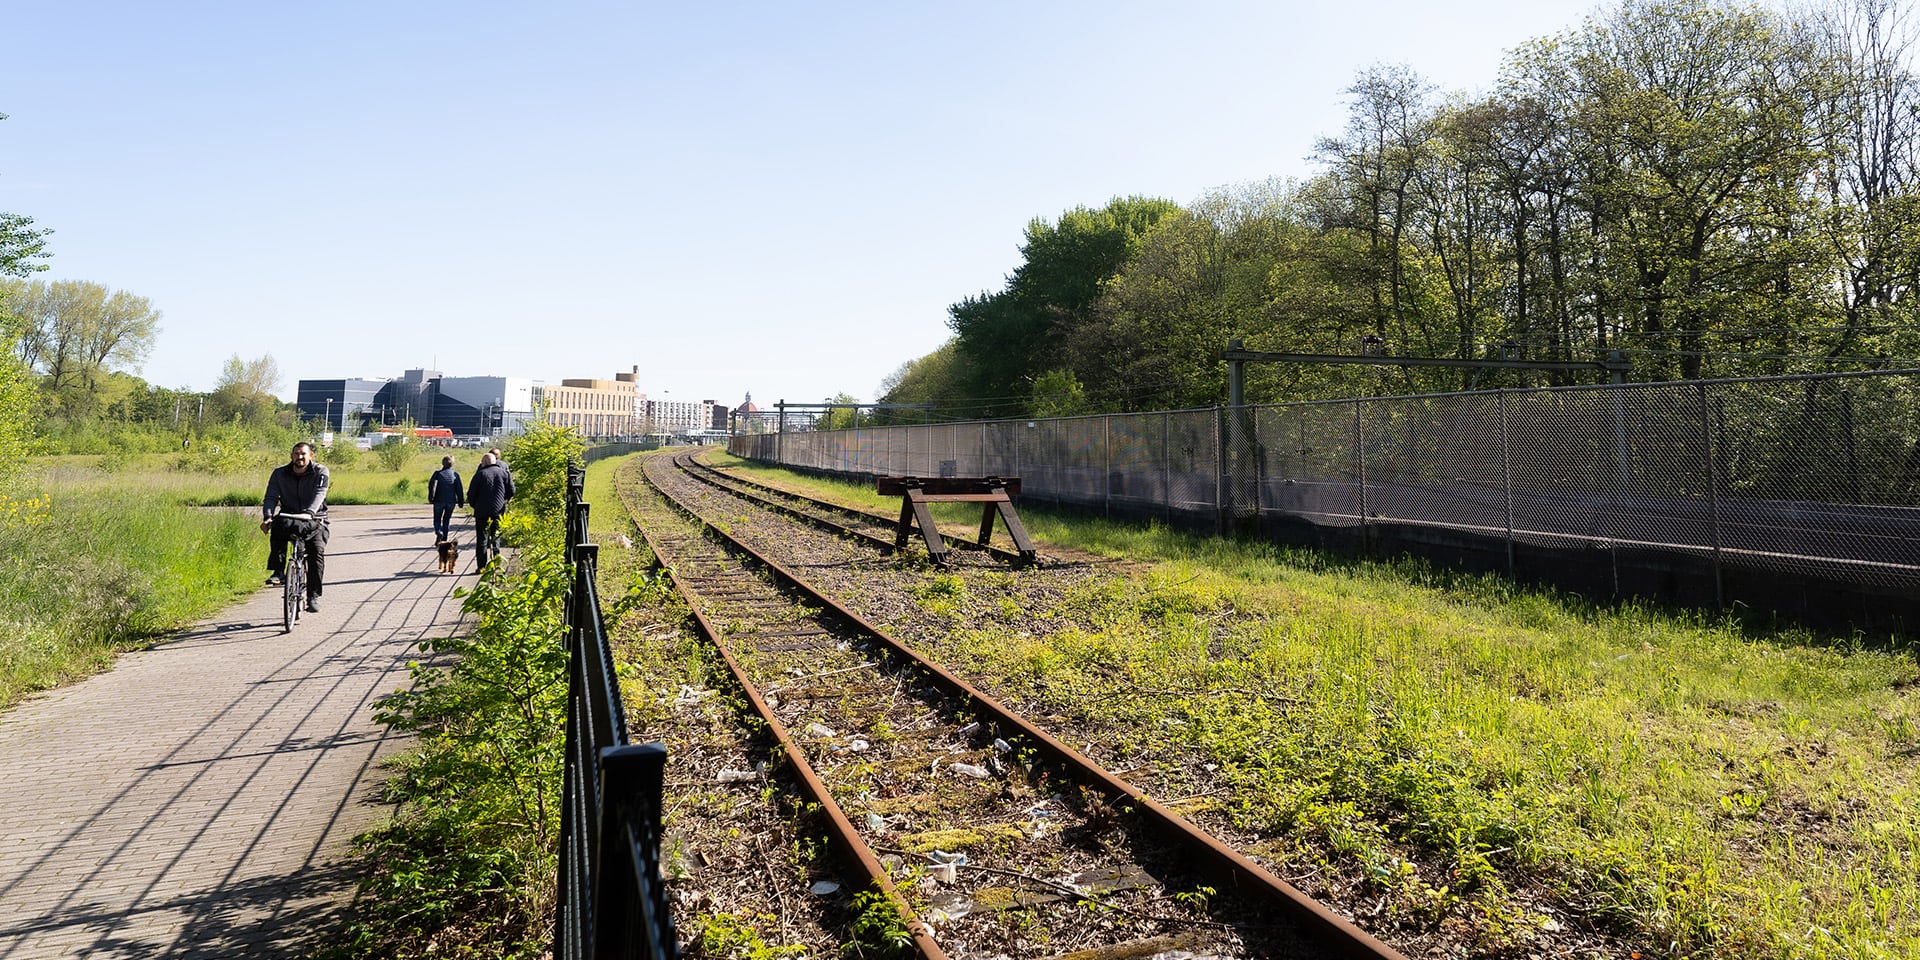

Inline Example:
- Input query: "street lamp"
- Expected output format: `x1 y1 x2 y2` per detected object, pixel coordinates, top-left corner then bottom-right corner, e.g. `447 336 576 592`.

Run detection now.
324 398 333 433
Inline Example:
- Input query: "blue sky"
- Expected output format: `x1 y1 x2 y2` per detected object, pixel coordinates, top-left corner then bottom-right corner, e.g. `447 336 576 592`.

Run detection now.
2 0 1600 406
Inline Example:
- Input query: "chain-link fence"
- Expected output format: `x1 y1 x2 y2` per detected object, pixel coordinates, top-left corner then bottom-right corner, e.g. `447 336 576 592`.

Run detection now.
732 370 1920 604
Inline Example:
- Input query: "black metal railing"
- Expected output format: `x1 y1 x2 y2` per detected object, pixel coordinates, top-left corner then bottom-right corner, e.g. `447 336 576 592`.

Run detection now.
557 463 678 960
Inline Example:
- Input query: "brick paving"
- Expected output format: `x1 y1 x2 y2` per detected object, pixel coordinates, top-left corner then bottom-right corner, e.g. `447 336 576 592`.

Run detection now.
0 506 475 959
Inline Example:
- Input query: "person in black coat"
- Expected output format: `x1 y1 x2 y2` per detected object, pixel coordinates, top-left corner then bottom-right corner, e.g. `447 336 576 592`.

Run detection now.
427 455 464 543
466 452 515 568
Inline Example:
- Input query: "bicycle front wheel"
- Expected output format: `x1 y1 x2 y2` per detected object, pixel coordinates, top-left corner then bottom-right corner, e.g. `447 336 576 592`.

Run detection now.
284 541 304 632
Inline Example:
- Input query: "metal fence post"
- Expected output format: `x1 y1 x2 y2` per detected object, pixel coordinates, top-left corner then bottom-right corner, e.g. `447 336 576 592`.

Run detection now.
1163 411 1173 524
1697 382 1725 610
1104 414 1112 520
1842 389 1861 503
1498 389 1514 578
1215 406 1226 534
1354 400 1369 549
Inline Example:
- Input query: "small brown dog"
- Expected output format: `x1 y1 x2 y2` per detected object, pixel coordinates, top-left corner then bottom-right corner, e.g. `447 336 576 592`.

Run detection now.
436 539 460 574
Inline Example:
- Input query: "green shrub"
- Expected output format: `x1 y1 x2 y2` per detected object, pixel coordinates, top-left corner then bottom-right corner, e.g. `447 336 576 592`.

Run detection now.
374 438 411 471
333 418 586 958
322 441 361 470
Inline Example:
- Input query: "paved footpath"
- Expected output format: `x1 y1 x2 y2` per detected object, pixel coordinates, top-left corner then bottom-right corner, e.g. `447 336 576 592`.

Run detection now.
0 505 475 960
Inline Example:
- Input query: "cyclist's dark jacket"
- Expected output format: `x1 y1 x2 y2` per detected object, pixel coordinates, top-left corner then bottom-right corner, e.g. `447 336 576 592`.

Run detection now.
428 467 464 506
467 462 515 517
263 462 331 522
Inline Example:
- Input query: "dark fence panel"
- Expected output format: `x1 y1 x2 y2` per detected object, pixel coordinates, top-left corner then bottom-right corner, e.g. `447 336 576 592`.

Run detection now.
730 372 1920 630
557 465 677 960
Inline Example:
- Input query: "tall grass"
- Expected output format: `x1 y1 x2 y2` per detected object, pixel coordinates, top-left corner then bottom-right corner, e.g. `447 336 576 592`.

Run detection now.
1 443 478 710
33 447 485 508
705 450 1920 958
0 485 261 709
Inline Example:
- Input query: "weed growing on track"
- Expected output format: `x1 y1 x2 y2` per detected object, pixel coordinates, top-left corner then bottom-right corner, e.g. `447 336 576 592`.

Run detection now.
845 889 913 959
975 549 1918 956
609 452 894 956
710 452 1920 959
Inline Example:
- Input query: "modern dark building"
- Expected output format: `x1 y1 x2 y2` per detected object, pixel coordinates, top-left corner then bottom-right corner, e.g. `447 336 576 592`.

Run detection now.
296 370 537 438
296 378 386 433
378 368 441 427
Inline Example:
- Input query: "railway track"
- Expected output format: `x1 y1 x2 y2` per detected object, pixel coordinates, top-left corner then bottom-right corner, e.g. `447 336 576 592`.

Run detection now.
617 451 1407 960
678 456 1037 565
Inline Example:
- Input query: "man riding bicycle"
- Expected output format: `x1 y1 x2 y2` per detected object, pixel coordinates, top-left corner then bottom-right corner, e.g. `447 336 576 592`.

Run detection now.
262 441 330 612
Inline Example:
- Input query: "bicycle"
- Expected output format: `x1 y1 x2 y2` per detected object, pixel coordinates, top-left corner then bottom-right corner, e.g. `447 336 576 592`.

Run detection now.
273 512 314 633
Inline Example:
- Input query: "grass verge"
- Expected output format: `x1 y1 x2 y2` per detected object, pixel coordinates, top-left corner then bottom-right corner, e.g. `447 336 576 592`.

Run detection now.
705 451 1920 959
0 484 262 711
3 445 485 709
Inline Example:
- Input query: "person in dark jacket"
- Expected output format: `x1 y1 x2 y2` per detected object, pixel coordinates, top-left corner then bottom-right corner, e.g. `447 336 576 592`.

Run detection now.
467 452 515 568
262 441 330 611
427 455 464 543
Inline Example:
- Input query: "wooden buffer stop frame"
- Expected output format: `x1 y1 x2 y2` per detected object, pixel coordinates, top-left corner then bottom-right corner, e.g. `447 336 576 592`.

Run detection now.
876 476 1037 565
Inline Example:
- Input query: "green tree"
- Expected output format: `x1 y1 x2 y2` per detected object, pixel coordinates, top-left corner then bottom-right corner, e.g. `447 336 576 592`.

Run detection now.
1512 0 1834 378
1314 64 1435 344
948 196 1180 416
0 112 51 281
1806 0 1920 365
207 353 283 427
875 339 961 422
1028 369 1092 418
1084 182 1383 407
0 305 38 490
0 131 49 486
817 391 861 430
0 213 49 280
4 278 161 419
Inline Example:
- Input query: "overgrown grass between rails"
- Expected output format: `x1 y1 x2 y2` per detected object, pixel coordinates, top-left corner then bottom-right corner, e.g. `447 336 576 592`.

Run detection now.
712 452 1920 958
0 485 261 711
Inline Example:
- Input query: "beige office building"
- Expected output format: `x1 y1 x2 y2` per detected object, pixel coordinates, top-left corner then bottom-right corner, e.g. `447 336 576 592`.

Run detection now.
543 368 642 439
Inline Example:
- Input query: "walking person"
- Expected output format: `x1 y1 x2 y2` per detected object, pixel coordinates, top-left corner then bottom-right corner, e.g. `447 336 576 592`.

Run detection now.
262 441 329 612
467 452 515 569
427 455 464 543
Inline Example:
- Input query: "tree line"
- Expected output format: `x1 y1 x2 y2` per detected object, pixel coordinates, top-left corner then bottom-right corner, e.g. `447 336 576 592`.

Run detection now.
881 0 1920 421
0 273 296 451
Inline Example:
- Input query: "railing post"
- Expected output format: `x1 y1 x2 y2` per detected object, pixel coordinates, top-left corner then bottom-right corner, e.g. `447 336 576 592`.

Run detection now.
556 465 677 960
597 744 672 960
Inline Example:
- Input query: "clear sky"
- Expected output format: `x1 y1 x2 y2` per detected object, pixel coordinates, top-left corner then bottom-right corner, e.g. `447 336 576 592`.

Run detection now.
2 0 1601 407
